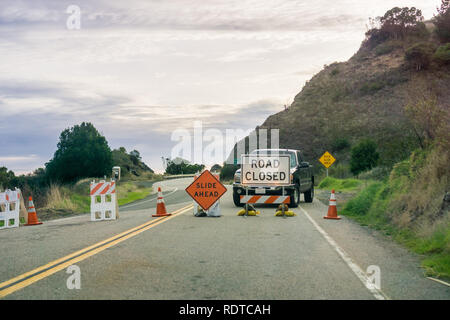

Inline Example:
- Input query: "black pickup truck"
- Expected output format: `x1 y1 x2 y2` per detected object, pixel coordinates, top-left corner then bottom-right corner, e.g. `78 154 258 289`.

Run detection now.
232 149 314 207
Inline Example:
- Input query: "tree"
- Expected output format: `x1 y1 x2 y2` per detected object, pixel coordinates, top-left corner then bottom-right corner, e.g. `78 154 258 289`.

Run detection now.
46 122 113 183
210 164 222 172
220 163 239 181
437 0 450 14
129 150 141 165
434 0 450 42
379 7 424 39
350 140 380 175
364 7 425 47
0 167 15 189
165 159 205 175
405 42 435 70
112 147 153 177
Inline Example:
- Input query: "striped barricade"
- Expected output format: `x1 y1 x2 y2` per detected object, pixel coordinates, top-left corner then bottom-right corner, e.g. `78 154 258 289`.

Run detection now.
0 188 21 229
90 180 118 221
240 195 290 204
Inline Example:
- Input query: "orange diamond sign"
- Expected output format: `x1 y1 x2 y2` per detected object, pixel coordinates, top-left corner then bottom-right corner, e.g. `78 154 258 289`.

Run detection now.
185 170 227 210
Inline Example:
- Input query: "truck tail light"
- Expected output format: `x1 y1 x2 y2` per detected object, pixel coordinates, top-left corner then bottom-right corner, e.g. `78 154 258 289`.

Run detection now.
290 174 293 183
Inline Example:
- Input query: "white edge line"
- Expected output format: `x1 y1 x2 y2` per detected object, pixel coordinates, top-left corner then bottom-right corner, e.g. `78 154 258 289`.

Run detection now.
44 215 88 224
120 188 178 209
300 207 390 300
427 277 450 287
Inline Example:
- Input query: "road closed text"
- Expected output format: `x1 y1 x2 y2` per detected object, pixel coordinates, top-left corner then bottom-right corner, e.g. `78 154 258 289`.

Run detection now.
241 155 290 186
244 171 286 182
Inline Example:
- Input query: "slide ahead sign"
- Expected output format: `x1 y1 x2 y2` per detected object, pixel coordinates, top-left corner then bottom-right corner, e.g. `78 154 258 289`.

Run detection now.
241 155 290 186
185 170 227 210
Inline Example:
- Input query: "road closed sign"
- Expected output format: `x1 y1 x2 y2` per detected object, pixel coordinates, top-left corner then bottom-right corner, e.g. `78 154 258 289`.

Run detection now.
185 170 227 210
241 155 290 186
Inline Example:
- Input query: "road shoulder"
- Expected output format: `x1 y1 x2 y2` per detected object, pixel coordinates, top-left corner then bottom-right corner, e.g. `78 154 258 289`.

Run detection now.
300 199 450 299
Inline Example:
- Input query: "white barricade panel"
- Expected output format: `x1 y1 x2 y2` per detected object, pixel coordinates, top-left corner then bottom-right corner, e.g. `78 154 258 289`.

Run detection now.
90 180 118 221
0 188 21 229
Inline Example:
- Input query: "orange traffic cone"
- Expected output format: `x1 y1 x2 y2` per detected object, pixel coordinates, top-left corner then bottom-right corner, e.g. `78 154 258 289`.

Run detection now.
152 187 171 217
324 189 340 220
25 196 43 226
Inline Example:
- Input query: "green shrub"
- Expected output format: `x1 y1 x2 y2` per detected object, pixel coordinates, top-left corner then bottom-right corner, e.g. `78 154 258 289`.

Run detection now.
358 167 390 181
343 182 384 216
389 160 410 179
340 179 361 189
375 43 396 56
326 163 353 179
364 28 391 49
220 163 239 181
433 43 450 64
343 147 450 278
422 254 450 278
318 177 336 189
331 138 351 152
405 42 435 70
350 139 380 175
360 81 385 95
165 159 204 174
330 68 340 76
210 164 222 172
318 177 362 191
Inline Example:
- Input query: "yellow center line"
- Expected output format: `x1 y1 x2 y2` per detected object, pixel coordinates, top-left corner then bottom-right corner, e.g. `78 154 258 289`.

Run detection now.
0 204 193 299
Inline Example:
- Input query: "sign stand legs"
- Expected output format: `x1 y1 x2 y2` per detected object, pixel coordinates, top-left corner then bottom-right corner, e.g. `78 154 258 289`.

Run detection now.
245 187 249 217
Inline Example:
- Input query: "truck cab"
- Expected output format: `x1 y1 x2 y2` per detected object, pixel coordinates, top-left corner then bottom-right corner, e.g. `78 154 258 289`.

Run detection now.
232 149 314 207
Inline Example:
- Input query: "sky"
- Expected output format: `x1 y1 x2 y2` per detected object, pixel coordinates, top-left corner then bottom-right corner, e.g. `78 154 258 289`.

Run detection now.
0 0 442 174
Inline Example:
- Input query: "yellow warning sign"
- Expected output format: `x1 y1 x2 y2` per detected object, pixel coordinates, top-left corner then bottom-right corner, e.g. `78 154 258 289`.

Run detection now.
319 151 336 169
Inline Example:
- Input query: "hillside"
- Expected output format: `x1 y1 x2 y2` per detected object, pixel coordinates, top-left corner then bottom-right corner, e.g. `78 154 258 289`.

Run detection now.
231 20 450 169
229 8 450 278
112 147 154 179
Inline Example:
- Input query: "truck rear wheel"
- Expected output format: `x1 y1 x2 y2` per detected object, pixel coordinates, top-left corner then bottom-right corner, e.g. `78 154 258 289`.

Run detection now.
290 186 299 208
233 191 244 207
304 185 314 203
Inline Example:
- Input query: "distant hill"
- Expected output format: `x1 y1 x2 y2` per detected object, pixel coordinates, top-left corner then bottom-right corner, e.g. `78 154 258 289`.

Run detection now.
229 15 450 169
112 147 154 178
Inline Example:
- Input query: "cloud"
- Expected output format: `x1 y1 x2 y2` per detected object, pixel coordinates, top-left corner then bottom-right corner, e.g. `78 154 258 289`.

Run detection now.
0 0 442 173
0 154 42 175
0 78 281 173
1 0 440 31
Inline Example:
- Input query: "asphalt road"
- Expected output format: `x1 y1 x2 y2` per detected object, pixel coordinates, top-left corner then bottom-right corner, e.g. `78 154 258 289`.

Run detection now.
0 178 448 299
120 179 192 212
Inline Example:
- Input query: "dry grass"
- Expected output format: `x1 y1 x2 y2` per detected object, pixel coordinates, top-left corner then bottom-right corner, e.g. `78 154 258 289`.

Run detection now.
120 171 163 182
390 148 449 229
44 184 78 211
343 146 450 278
